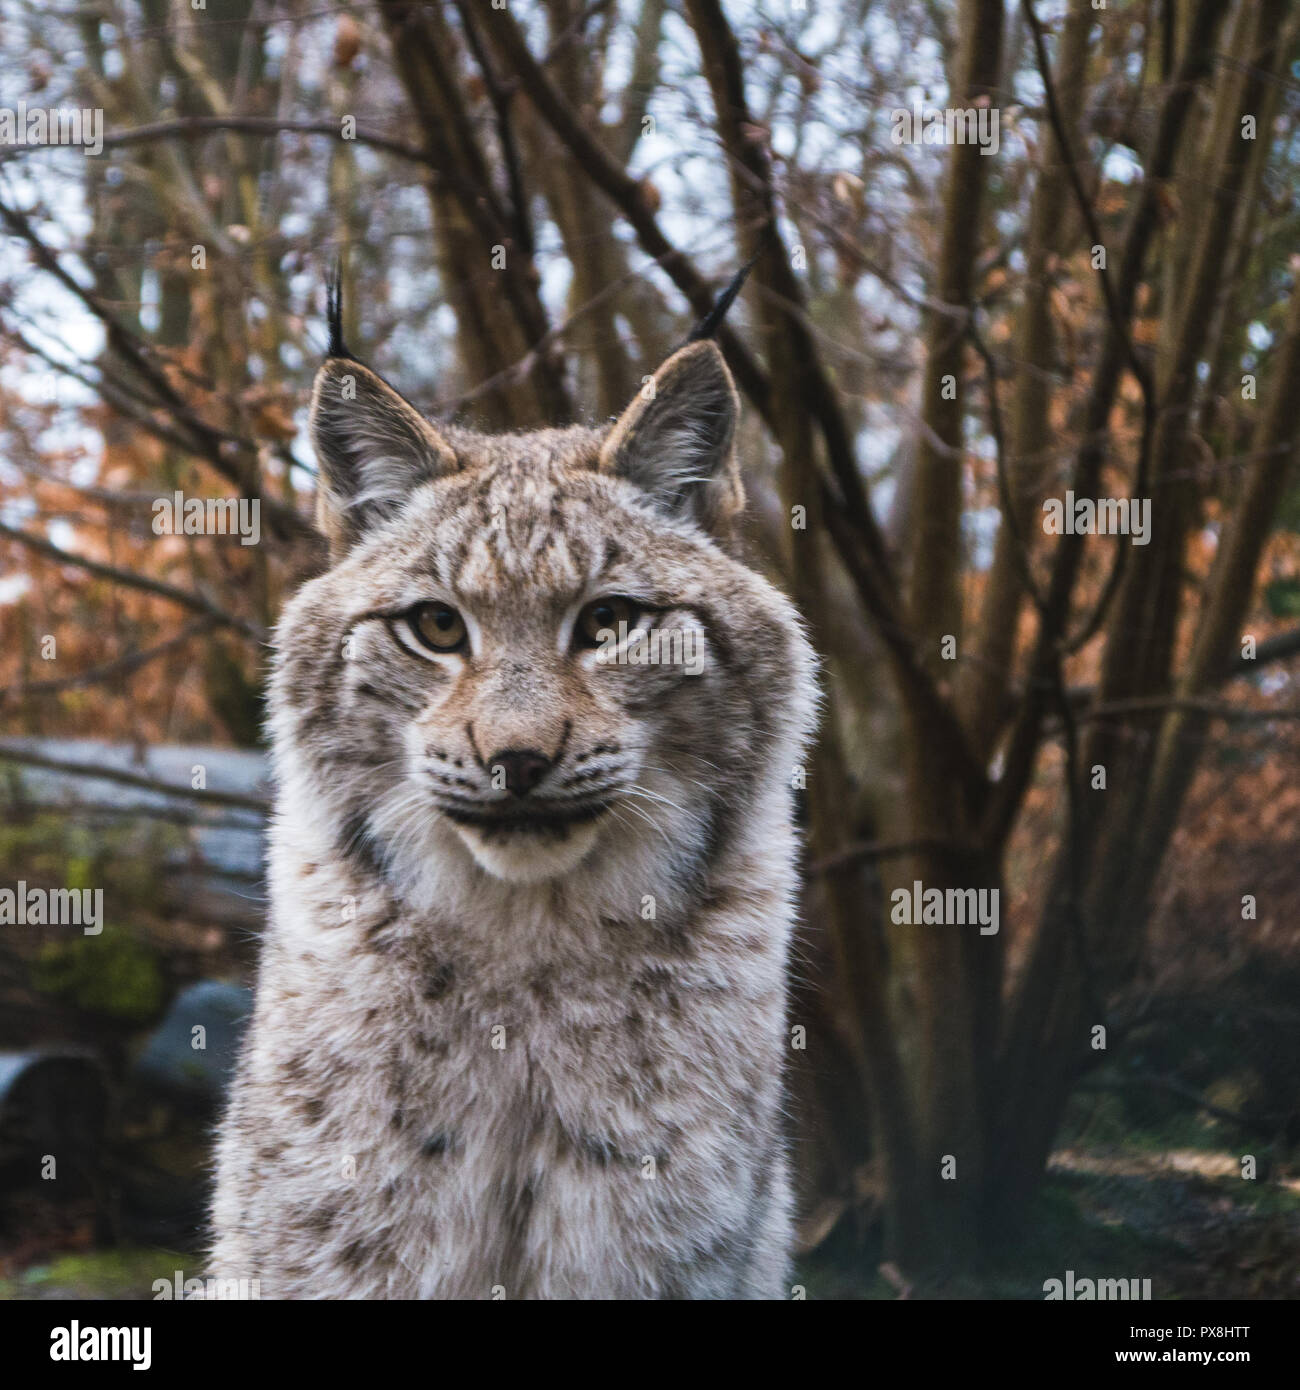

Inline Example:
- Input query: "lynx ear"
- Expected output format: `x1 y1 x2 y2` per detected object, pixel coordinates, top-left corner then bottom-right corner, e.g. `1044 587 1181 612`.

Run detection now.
598 340 744 535
310 358 458 558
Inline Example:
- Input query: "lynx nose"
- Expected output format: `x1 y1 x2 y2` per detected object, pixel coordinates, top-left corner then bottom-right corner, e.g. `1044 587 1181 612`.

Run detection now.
490 749 553 797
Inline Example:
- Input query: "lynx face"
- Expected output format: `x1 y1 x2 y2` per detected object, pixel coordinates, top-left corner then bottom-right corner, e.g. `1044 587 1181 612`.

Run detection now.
272 341 813 890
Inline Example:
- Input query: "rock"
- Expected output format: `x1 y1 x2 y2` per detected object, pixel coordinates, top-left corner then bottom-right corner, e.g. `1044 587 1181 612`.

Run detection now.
132 981 252 1112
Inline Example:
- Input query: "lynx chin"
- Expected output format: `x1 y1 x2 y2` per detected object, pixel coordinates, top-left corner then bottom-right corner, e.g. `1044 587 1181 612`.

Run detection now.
209 316 818 1299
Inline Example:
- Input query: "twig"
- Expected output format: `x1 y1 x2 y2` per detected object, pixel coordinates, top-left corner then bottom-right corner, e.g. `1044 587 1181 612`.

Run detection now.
810 835 981 877
0 743 269 813
94 115 435 168
1074 694 1300 724
968 310 1049 617
484 2 774 422
0 619 216 706
1024 1 1159 653
0 197 314 546
0 519 266 641
454 0 534 259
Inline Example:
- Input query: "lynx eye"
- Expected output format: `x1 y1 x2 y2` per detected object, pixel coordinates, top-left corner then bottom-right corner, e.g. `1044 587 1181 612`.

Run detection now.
407 602 467 653
575 596 640 649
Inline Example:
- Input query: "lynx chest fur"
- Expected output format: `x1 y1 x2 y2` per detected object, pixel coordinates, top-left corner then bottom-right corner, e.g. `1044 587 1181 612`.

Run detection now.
210 331 817 1299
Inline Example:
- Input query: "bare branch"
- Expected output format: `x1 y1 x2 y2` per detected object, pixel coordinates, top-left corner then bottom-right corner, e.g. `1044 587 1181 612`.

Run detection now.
967 312 1048 618
482 2 775 422
94 115 436 168
0 741 268 814
0 519 266 642
810 835 981 877
0 198 316 547
0 619 216 708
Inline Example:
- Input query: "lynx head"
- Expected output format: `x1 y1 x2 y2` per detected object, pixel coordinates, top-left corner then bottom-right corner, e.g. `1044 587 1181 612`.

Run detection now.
271 337 815 895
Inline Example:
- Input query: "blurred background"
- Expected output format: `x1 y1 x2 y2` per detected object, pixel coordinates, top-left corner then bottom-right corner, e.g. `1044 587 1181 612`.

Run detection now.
0 0 1298 1298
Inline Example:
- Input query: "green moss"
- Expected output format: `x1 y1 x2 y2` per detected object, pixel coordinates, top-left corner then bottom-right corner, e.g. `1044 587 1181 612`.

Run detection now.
1234 1177 1300 1217
0 814 76 882
0 807 183 917
32 932 166 1024
0 1248 178 1300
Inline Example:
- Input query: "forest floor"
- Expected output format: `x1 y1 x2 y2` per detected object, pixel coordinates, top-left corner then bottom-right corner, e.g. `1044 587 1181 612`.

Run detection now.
5 1125 1297 1299
801 1097 1300 1300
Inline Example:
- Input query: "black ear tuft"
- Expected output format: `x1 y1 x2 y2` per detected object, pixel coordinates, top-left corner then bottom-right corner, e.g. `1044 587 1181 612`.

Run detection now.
325 257 354 361
685 243 762 345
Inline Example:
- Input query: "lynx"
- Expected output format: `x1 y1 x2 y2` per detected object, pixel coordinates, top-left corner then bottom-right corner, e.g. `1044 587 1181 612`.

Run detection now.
209 299 818 1299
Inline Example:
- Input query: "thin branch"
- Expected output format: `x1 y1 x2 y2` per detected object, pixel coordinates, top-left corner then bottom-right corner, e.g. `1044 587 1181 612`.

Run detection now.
1077 1069 1271 1131
0 519 266 642
377 0 573 421
95 115 435 168
1024 3 1156 406
683 0 901 602
0 742 269 814
484 2 774 421
810 835 981 877
985 0 1226 849
1229 624 1300 674
0 198 315 546
453 0 534 259
1006 623 1300 713
968 310 1048 617
538 0 617 68
426 238 723 415
0 619 216 707
1024 1 1159 654
1074 694 1300 724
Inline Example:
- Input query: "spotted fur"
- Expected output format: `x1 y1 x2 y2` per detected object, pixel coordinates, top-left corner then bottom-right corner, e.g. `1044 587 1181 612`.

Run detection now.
209 340 818 1298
